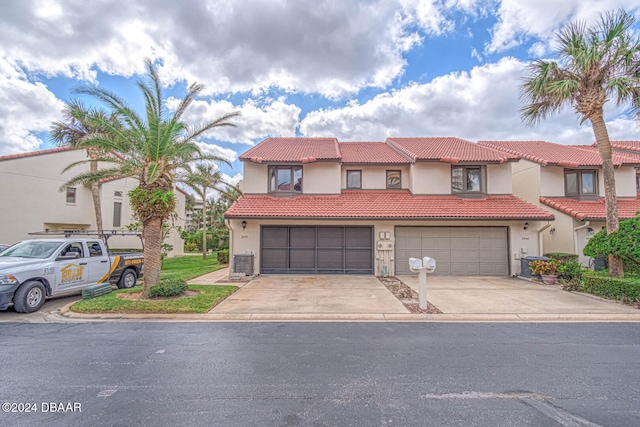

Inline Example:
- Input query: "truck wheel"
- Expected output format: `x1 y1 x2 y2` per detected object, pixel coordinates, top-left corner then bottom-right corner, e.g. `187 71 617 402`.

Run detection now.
118 269 137 289
14 281 47 313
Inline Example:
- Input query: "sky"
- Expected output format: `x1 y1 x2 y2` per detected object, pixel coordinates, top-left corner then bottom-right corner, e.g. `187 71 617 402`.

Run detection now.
1 0 639 187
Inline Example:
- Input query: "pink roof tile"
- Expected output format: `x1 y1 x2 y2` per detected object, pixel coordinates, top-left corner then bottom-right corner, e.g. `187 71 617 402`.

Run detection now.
539 196 640 221
225 190 554 220
0 146 75 161
239 138 340 163
338 142 411 164
610 140 640 152
572 145 640 162
478 140 640 167
387 137 518 163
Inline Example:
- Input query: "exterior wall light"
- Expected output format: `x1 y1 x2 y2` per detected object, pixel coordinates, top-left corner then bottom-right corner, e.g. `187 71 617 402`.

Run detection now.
523 222 529 230
242 220 247 230
549 227 556 235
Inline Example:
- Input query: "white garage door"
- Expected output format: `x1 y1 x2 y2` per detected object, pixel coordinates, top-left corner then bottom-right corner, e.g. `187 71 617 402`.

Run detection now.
395 227 509 276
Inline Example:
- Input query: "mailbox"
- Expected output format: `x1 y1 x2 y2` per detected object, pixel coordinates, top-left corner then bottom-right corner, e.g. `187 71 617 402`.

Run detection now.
408 256 436 311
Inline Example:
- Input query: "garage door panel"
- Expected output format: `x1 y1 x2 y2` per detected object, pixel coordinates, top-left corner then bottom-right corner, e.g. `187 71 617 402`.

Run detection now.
261 226 372 274
397 237 422 250
396 226 508 276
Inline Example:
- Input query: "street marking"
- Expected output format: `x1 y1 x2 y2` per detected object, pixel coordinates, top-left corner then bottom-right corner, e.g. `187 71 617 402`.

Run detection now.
97 389 117 398
156 349 165 353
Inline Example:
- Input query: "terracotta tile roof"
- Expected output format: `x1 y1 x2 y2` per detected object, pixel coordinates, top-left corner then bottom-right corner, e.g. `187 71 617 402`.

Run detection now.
539 196 640 221
387 137 518 163
225 190 554 220
338 142 411 164
572 145 640 162
610 141 640 152
239 137 340 163
0 146 75 161
478 140 640 167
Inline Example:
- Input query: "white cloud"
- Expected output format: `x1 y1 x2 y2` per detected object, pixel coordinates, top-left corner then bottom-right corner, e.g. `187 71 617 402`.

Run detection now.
193 142 238 164
175 97 301 145
300 57 639 144
486 0 640 54
0 58 65 155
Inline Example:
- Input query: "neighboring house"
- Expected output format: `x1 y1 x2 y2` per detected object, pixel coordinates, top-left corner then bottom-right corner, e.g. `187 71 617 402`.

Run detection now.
225 137 554 277
478 140 640 267
609 141 640 193
0 147 186 256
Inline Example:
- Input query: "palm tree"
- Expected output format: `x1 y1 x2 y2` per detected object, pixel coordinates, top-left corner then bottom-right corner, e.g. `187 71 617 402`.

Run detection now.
51 101 118 232
179 163 240 259
520 9 640 277
62 58 239 297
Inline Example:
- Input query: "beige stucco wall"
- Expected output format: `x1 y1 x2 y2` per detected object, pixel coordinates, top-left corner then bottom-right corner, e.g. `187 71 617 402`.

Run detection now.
229 218 549 277
304 162 341 194
409 163 450 194
511 160 541 204
612 166 637 197
540 166 565 197
487 163 513 194
0 149 185 257
240 162 268 194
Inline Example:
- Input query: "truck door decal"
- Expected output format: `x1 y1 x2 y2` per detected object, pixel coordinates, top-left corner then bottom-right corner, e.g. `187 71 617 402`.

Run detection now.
98 255 120 283
60 264 85 284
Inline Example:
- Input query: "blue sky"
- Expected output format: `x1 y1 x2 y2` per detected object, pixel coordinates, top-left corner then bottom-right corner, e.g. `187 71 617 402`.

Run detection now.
1 0 639 183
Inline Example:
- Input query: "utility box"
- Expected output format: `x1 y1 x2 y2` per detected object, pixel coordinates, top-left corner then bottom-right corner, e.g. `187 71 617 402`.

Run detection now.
233 254 254 275
520 256 549 278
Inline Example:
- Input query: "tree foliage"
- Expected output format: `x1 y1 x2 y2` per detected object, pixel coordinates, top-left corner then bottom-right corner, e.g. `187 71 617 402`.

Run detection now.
583 216 640 262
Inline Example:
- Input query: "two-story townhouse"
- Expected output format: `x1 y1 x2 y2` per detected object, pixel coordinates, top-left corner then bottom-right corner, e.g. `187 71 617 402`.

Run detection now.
225 137 554 277
478 140 640 266
0 147 187 256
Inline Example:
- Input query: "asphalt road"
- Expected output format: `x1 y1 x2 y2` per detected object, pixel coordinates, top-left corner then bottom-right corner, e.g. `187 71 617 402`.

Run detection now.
0 322 639 427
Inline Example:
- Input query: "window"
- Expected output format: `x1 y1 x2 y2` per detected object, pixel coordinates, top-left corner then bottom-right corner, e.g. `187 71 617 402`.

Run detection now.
636 173 639 193
113 202 122 227
565 170 597 198
88 241 103 257
386 170 401 189
114 191 123 198
347 170 362 189
451 166 485 194
269 166 302 193
61 242 84 258
66 187 76 204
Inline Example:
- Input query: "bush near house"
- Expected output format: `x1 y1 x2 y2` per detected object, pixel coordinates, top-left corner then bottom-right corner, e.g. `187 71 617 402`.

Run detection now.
581 270 640 303
543 253 579 263
148 278 188 298
217 249 229 264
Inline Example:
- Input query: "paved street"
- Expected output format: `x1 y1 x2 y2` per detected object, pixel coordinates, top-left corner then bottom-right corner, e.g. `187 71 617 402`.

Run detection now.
1 322 639 426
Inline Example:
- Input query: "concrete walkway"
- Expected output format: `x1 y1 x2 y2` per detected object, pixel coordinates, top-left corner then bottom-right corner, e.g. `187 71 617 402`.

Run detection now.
187 267 232 285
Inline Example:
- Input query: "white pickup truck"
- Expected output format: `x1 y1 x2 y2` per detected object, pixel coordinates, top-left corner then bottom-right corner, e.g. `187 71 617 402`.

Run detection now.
0 238 144 313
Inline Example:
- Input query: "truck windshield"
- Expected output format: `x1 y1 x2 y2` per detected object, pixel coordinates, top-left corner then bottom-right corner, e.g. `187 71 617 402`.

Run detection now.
0 241 62 259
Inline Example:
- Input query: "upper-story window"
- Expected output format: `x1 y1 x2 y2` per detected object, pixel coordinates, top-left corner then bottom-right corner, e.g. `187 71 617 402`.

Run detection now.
269 166 302 193
451 166 486 194
636 172 639 193
565 169 597 198
386 170 401 189
347 170 362 189
66 187 76 204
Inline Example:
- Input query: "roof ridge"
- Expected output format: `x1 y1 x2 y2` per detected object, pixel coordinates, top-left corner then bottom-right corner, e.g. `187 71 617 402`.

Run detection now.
0 146 76 162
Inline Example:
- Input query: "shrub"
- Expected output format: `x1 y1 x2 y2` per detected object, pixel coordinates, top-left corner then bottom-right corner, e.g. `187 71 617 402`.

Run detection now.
217 249 229 264
581 270 640 302
557 259 583 281
529 259 560 275
543 252 579 263
148 278 188 298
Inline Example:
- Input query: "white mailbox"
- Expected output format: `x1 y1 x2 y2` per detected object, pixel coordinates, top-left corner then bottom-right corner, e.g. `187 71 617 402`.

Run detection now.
408 256 437 310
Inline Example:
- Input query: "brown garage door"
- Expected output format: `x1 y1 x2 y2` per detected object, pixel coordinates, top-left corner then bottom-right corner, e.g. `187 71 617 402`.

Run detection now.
395 227 509 276
261 226 374 274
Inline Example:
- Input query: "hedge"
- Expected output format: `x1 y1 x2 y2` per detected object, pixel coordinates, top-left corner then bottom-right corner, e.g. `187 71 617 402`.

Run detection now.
543 252 579 262
217 249 229 264
581 270 640 302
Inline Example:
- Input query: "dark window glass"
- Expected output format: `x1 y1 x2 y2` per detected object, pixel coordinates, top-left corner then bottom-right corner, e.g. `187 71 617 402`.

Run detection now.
565 170 597 197
269 166 303 193
581 172 595 194
466 167 481 191
113 202 122 227
386 170 401 189
565 172 578 195
451 168 463 192
66 187 76 203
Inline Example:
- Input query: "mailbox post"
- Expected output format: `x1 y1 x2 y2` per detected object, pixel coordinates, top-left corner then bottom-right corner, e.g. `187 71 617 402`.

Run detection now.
408 256 436 310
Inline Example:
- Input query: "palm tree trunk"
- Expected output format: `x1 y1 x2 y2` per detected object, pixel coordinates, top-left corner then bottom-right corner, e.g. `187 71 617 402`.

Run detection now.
141 217 163 298
202 192 207 260
88 153 103 232
591 113 624 277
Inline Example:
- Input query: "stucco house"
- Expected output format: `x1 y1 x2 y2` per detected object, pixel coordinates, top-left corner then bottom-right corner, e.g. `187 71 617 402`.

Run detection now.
478 140 640 267
225 137 555 277
610 141 640 192
0 147 186 256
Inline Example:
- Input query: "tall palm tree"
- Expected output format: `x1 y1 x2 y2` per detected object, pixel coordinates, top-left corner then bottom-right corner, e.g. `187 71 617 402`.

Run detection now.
520 9 640 277
51 102 118 232
179 163 240 259
62 58 239 297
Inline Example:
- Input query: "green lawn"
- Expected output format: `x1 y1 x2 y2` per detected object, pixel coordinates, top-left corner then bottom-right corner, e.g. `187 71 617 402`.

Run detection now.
70 285 237 313
159 255 225 281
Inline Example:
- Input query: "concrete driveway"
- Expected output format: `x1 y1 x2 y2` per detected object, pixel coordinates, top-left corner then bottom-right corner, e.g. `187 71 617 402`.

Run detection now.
211 275 409 315
399 275 640 320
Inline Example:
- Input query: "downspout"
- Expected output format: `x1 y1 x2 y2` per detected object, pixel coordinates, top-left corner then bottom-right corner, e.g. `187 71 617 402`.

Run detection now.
573 221 590 256
226 219 233 271
537 223 551 256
